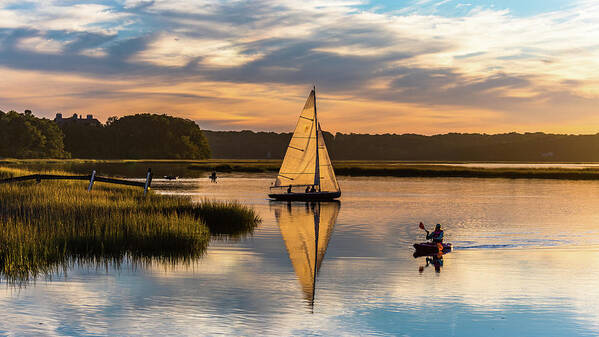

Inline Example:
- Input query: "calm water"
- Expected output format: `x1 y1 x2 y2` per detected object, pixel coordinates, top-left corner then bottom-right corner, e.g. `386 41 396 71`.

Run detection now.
2 176 599 336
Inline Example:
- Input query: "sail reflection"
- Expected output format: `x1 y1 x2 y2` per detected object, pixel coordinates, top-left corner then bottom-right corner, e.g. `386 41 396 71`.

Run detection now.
272 201 340 309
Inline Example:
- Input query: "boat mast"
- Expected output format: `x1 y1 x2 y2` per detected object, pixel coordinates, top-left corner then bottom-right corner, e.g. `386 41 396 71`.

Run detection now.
313 86 321 192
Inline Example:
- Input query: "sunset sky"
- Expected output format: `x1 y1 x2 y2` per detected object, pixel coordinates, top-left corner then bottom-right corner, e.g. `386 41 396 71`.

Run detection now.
0 0 597 134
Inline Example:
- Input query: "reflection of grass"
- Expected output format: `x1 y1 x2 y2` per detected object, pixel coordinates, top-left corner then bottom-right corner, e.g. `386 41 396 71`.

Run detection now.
0 167 260 285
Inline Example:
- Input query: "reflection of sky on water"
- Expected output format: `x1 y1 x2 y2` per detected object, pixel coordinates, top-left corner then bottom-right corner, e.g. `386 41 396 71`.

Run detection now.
2 177 599 336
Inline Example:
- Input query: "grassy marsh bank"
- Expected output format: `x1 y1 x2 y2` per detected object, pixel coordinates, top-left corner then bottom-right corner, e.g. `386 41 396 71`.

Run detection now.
332 165 599 180
188 161 599 180
0 167 260 284
5 159 599 180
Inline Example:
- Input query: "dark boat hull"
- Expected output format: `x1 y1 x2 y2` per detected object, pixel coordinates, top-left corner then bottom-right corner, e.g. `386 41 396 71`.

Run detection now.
413 242 452 256
268 191 341 201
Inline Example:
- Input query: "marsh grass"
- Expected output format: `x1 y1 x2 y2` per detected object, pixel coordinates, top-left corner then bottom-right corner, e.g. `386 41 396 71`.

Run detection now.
332 164 599 180
195 199 261 238
184 160 599 180
187 162 280 173
0 167 260 285
8 158 599 180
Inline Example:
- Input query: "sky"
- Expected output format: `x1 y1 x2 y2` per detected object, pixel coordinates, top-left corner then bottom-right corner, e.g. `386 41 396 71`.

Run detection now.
0 0 597 134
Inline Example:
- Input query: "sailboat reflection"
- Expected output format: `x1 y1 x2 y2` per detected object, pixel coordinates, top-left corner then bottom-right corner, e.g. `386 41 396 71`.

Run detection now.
272 201 340 310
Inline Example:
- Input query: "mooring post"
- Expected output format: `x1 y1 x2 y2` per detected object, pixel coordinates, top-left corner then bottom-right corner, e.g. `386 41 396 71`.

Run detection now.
87 170 96 191
143 168 153 196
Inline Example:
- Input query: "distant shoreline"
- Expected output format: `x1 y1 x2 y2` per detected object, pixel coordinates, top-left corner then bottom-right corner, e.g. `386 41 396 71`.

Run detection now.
333 166 599 180
5 159 599 180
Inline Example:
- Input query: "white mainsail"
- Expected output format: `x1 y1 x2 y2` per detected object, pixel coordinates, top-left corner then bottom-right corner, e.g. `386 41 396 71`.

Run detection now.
273 202 340 305
274 88 339 192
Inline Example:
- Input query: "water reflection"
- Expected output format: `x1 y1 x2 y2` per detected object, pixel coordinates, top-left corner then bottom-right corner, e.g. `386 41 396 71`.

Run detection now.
5 177 599 336
417 253 444 273
272 201 340 310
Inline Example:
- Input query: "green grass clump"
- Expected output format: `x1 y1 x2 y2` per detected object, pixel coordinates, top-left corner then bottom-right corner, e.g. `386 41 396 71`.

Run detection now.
0 166 32 179
0 167 260 285
192 199 262 238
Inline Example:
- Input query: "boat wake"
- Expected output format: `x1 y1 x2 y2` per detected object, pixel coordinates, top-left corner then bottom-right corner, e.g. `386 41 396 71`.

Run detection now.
454 241 568 250
455 244 524 250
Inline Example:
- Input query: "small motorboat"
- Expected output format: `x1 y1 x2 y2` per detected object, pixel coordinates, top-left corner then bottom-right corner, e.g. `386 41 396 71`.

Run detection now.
413 242 452 256
163 175 178 180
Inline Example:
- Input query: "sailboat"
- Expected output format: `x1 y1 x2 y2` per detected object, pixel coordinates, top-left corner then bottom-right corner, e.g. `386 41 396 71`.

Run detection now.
269 87 341 201
273 201 340 309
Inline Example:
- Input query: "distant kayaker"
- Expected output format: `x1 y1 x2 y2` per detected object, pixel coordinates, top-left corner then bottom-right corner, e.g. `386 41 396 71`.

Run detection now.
425 224 444 243
210 171 218 183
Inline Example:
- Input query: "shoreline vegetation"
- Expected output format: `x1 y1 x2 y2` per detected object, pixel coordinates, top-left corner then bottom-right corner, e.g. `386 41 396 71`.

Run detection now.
0 110 210 159
6 109 599 162
0 167 260 285
5 159 599 180
203 130 599 162
185 161 599 180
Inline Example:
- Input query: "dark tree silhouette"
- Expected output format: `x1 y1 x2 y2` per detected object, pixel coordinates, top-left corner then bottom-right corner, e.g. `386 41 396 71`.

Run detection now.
204 130 599 162
0 110 69 158
59 113 210 159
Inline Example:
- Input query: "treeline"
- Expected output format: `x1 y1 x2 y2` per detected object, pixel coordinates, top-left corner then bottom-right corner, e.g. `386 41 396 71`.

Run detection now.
0 111 210 159
0 110 69 158
5 109 599 161
61 113 210 159
204 130 599 162
204 130 291 159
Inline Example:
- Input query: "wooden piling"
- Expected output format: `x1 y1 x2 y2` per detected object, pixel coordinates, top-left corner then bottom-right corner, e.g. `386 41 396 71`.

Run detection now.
87 170 96 191
143 168 153 196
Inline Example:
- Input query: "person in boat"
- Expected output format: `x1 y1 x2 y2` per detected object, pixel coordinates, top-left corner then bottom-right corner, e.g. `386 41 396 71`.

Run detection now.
287 185 292 193
305 186 310 193
210 171 217 183
426 224 444 243
310 185 316 193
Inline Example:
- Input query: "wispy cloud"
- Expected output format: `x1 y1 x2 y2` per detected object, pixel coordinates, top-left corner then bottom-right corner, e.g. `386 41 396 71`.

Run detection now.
0 0 597 133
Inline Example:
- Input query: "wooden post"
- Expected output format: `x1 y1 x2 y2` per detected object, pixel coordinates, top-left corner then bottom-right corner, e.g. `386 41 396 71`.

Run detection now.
87 170 96 191
143 168 152 196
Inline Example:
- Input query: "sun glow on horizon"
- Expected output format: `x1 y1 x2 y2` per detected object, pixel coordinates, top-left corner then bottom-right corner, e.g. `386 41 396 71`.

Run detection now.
0 0 598 134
